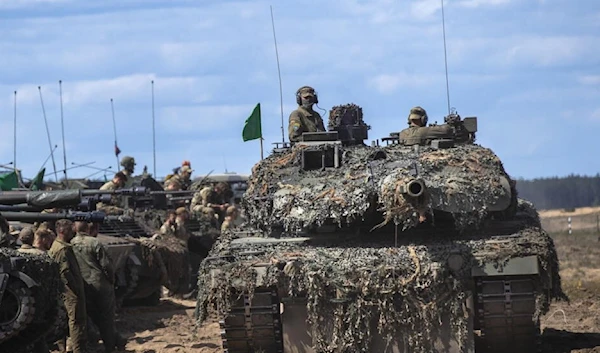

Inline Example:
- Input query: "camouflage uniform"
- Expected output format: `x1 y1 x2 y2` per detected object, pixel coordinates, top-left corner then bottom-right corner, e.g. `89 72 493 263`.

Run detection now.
288 86 325 142
120 156 136 188
399 106 453 145
164 174 183 191
221 217 234 232
174 217 190 245
399 125 453 145
97 180 124 215
71 232 120 353
159 221 177 236
191 186 218 218
49 239 88 353
18 244 47 256
288 106 325 142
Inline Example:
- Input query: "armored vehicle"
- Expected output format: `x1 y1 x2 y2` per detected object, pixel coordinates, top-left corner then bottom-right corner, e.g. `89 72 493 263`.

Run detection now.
0 210 104 352
195 104 564 353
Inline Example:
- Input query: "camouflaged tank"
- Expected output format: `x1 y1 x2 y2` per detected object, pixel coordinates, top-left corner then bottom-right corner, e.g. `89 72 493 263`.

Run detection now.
195 104 565 353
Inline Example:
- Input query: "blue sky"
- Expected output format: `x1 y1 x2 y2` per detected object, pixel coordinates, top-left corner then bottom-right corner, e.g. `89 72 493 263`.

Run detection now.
0 0 599 182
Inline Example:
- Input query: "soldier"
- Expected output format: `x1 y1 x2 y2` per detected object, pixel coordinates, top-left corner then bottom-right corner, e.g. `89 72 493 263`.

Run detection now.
159 210 178 236
70 221 126 353
191 182 230 223
17 226 34 246
97 172 127 214
220 205 239 232
119 156 136 188
288 85 325 142
18 228 55 255
174 207 191 246
164 162 193 191
48 219 88 353
399 106 453 146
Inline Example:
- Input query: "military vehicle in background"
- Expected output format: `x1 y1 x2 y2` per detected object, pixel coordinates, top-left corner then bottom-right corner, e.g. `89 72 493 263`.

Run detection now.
0 209 104 352
195 104 564 353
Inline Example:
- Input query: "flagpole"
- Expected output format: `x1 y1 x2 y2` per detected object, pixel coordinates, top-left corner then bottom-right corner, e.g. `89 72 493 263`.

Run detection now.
110 98 119 171
260 138 264 160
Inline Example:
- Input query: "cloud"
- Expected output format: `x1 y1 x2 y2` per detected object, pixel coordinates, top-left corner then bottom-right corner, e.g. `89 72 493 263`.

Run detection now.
0 0 599 180
578 75 600 85
456 0 512 8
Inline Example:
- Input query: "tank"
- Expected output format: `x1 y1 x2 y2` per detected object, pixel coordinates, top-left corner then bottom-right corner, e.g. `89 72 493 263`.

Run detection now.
194 104 565 353
0 210 105 352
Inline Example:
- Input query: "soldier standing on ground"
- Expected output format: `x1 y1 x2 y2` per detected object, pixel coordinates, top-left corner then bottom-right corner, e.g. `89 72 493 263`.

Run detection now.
70 221 126 353
399 106 453 146
48 219 88 353
119 156 136 188
288 86 325 142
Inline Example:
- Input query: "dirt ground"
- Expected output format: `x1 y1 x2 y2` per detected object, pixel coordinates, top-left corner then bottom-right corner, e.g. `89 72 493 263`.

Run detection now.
59 210 600 353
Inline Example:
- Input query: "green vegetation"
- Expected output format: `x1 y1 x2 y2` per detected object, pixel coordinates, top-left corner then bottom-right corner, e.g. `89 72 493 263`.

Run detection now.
516 174 600 210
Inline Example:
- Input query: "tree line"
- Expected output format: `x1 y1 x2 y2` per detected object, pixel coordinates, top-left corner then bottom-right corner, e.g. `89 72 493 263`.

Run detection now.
515 174 600 210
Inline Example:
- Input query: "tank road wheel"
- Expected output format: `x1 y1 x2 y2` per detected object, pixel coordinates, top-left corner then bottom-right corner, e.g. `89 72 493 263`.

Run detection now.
0 279 36 341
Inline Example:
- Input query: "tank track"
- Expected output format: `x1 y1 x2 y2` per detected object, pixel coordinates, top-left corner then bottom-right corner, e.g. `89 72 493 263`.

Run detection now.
219 288 283 353
475 276 540 353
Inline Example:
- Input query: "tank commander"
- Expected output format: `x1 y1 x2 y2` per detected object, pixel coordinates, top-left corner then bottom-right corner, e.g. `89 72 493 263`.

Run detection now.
120 156 136 188
399 106 453 146
288 85 325 142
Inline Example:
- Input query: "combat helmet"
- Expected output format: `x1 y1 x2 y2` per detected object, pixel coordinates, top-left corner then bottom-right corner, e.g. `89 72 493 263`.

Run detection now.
407 106 428 126
120 156 136 168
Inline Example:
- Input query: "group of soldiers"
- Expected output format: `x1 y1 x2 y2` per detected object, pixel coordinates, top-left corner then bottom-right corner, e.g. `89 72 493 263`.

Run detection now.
14 220 126 353
288 85 454 145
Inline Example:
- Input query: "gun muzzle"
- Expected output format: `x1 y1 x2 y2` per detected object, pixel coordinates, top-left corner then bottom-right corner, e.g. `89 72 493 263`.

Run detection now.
400 179 425 198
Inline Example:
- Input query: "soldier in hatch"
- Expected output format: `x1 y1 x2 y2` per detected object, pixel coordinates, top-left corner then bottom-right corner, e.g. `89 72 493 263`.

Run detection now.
120 156 136 188
399 106 453 146
164 161 193 191
191 181 231 224
288 85 326 142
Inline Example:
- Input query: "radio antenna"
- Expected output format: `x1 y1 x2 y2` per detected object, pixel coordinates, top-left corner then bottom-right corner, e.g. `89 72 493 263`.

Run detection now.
39 86 59 182
270 5 285 143
441 0 451 115
59 80 68 183
13 91 17 173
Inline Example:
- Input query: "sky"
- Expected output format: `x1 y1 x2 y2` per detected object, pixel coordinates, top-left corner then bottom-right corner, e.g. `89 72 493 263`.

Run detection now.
0 0 599 183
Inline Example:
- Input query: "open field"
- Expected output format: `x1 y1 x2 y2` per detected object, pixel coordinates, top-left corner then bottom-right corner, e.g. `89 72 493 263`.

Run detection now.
49 208 600 353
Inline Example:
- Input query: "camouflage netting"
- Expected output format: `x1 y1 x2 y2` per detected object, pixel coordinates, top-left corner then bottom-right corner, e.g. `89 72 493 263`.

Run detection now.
125 235 190 294
0 248 62 351
327 103 368 130
195 201 565 353
243 142 515 235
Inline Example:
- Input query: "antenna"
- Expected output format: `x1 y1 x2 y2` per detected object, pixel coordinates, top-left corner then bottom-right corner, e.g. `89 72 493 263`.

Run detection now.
151 80 157 177
39 86 59 182
13 91 17 173
110 98 119 171
59 80 68 183
270 5 285 144
441 0 451 115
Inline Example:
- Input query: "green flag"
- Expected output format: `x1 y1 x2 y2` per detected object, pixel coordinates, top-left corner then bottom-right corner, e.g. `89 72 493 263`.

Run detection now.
0 171 19 191
30 168 46 191
242 103 262 142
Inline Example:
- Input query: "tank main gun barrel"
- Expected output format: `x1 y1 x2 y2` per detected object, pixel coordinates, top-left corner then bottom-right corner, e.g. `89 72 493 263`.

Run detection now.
0 187 149 207
0 211 106 223
398 179 425 198
149 190 197 195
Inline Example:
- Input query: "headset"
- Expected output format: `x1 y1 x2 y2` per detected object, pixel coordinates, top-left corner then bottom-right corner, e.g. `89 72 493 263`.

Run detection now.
408 107 428 126
296 86 319 105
